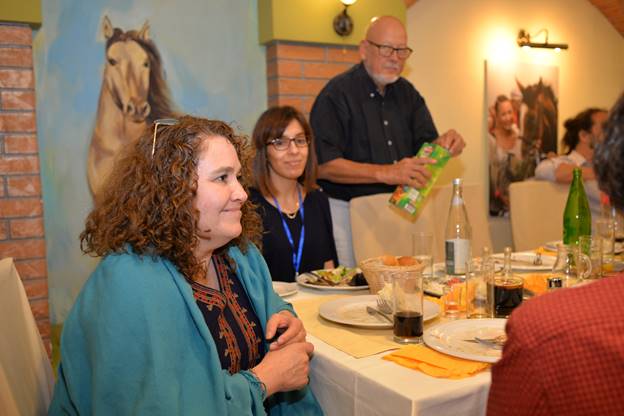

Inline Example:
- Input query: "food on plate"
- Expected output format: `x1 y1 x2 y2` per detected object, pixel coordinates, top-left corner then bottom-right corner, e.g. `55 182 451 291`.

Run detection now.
305 266 366 287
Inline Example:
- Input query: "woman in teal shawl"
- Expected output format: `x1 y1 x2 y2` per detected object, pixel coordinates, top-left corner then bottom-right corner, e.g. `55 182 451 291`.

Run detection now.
49 116 323 415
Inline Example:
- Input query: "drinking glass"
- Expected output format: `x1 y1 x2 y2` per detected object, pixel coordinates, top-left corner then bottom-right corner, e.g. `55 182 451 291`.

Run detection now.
443 275 465 319
550 243 592 287
465 260 493 319
412 231 433 279
392 270 424 344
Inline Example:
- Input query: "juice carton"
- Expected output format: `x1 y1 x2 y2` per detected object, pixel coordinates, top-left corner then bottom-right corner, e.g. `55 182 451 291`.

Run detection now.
388 142 451 217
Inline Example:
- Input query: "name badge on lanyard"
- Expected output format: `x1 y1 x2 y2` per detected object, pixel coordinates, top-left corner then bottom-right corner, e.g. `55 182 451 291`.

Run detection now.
272 186 305 276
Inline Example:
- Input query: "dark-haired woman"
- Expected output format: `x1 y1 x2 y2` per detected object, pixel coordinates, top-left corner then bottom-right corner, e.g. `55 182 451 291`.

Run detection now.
535 107 607 216
49 116 322 415
250 106 337 282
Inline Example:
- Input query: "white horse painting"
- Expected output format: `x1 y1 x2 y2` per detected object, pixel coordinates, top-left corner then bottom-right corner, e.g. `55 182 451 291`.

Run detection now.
87 16 175 196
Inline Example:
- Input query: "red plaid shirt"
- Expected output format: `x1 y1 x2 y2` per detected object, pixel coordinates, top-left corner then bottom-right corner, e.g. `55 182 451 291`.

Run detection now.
488 275 624 415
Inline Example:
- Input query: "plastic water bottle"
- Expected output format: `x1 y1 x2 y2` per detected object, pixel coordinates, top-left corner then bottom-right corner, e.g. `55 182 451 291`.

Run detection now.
563 167 591 245
445 178 472 274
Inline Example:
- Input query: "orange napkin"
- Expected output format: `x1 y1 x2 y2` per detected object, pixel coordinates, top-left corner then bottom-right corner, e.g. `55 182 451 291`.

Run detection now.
522 273 550 295
383 344 489 379
535 246 557 256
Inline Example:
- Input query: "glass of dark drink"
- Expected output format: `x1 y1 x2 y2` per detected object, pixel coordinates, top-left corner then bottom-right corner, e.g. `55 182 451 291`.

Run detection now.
392 270 424 344
488 276 523 318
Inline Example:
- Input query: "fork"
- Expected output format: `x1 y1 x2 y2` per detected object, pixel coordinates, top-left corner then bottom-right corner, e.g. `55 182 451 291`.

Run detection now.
376 297 393 315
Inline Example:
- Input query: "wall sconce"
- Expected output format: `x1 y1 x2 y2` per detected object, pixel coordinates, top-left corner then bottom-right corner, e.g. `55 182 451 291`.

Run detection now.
333 0 357 37
517 29 569 52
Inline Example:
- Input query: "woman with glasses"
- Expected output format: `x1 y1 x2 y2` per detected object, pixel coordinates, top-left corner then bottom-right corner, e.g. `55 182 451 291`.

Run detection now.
49 116 322 415
250 106 338 282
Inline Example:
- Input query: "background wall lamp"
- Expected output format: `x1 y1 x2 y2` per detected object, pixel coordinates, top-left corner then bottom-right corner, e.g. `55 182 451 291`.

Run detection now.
517 29 569 52
333 0 357 37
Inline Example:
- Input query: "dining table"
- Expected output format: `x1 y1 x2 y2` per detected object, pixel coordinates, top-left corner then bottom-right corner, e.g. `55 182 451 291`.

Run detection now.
284 284 493 416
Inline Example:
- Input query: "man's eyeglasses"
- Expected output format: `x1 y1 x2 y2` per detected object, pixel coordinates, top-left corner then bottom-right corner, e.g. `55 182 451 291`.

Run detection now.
267 134 309 151
151 118 179 158
366 40 413 59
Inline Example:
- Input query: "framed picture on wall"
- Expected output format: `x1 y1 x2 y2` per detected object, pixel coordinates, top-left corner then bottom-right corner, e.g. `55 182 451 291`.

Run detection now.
485 60 559 217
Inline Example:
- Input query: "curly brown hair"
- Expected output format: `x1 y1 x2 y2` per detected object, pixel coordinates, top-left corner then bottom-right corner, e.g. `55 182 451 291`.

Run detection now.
80 115 262 281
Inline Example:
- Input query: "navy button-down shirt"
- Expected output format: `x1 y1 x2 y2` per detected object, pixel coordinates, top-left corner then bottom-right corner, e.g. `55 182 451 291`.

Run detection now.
310 63 438 201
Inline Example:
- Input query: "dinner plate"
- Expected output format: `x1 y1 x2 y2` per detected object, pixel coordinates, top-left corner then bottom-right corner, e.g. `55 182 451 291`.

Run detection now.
296 273 368 291
272 281 298 298
319 295 440 329
545 240 623 254
423 318 507 363
491 251 555 272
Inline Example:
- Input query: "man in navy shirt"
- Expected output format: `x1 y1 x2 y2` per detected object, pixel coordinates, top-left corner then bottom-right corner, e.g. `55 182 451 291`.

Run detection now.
310 15 465 266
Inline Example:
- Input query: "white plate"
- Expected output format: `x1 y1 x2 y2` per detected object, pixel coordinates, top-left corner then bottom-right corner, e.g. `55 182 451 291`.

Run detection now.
424 318 507 363
545 240 623 254
272 281 298 298
296 272 368 291
319 295 440 329
491 251 555 272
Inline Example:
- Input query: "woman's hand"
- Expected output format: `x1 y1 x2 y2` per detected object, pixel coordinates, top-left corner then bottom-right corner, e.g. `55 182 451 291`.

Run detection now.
252 341 314 397
265 310 306 351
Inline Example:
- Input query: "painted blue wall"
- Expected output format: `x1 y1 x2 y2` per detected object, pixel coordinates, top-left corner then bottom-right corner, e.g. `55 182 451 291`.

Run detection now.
34 0 267 322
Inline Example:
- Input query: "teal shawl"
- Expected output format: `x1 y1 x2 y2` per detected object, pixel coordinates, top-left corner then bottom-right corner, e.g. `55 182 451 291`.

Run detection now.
49 244 323 415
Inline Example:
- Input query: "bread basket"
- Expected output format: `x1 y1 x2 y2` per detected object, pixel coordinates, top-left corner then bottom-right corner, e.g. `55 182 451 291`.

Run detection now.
359 256 426 294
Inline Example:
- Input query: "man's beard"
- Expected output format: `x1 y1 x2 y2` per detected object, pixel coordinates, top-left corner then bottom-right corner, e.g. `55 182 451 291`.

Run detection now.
370 72 400 88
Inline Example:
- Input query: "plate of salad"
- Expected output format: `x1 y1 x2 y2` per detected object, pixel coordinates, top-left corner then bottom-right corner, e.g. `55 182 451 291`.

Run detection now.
296 266 368 291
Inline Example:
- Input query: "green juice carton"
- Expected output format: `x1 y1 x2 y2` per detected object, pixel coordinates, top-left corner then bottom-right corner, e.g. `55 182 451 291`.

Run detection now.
388 142 451 217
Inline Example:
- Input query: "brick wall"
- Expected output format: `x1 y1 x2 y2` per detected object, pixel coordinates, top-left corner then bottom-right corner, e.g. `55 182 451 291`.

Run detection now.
266 41 360 117
0 23 49 351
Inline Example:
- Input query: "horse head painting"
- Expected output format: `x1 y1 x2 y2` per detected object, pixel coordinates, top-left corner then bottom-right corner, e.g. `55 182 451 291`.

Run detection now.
517 78 558 156
87 16 176 196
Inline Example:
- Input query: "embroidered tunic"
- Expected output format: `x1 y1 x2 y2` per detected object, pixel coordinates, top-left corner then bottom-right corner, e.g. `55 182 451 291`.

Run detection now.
192 254 265 373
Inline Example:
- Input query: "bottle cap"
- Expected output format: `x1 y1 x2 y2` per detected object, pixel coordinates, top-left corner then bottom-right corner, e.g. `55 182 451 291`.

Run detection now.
452 178 463 186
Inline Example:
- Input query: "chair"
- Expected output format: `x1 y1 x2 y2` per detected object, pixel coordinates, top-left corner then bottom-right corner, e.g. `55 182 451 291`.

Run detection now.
508 180 569 251
0 257 54 416
350 183 492 264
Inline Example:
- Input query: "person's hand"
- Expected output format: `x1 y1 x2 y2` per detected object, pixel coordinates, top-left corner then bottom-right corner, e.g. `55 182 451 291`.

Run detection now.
265 310 306 351
378 157 435 188
252 341 314 396
435 129 466 156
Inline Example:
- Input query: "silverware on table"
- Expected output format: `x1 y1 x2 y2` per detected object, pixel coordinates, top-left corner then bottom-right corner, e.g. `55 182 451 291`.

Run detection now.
366 306 393 323
462 336 506 349
376 297 393 314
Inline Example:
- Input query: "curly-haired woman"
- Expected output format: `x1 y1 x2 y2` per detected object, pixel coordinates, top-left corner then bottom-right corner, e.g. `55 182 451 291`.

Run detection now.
249 106 337 282
49 116 322 415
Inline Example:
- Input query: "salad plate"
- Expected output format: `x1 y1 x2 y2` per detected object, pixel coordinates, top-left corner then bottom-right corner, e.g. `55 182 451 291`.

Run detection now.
296 266 368 291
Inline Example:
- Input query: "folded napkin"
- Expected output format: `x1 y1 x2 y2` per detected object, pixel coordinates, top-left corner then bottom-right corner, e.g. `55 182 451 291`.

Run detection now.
291 295 398 358
522 273 550 295
383 344 489 379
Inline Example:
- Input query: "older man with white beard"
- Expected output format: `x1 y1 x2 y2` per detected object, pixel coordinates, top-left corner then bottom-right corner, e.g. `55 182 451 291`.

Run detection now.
310 15 466 267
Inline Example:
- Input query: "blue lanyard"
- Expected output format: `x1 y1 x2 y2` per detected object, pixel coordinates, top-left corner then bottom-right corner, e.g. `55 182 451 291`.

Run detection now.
272 186 305 276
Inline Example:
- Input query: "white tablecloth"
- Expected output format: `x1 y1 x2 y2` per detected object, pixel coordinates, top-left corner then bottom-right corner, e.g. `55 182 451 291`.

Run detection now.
288 286 492 416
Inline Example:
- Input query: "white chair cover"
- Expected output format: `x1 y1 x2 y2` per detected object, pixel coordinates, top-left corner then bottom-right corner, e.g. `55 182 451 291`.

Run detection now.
0 257 54 416
350 183 492 264
509 180 569 251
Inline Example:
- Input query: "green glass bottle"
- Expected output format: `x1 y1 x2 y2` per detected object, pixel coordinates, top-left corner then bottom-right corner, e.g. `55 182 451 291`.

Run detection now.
563 167 591 245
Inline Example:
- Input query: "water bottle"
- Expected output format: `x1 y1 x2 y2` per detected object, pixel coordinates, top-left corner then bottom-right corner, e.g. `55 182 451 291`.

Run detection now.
445 178 472 274
562 167 591 245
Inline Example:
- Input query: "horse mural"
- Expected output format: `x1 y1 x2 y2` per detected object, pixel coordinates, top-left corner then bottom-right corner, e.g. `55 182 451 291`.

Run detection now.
517 78 558 157
87 16 175 196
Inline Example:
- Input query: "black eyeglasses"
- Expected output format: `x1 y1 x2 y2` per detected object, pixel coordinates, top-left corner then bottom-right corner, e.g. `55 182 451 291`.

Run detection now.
267 134 309 151
151 118 179 158
366 40 413 59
